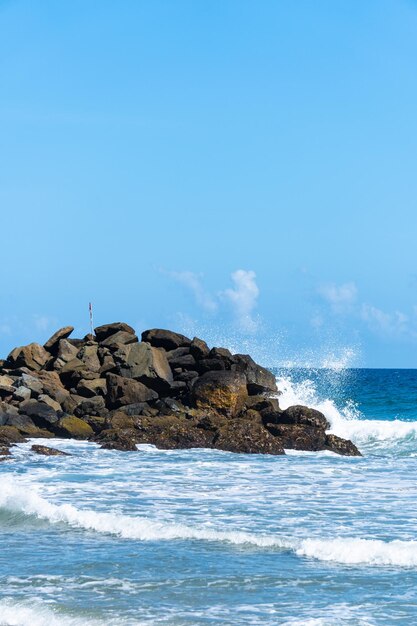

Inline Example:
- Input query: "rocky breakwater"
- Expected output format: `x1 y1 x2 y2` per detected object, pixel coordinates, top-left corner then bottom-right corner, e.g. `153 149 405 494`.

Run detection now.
0 323 361 457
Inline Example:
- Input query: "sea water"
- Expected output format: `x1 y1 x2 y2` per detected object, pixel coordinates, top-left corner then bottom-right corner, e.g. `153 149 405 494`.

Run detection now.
1 369 417 625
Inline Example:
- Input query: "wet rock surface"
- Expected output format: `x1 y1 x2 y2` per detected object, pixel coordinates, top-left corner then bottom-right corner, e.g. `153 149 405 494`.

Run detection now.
0 323 361 456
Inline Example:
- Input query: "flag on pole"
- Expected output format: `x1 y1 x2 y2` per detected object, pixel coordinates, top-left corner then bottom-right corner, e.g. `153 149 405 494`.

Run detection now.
89 302 94 336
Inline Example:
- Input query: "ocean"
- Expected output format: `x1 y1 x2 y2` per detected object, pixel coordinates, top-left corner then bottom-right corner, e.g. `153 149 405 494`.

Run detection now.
1 368 417 625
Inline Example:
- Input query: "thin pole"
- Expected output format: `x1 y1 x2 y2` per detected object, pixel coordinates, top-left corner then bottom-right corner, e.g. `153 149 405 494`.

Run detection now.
89 302 94 336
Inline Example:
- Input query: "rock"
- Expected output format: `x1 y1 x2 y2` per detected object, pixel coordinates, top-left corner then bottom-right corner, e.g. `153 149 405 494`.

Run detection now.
190 337 210 359
77 345 101 373
77 378 107 398
210 347 234 363
275 405 330 430
174 370 199 383
36 371 69 404
7 343 50 371
192 370 248 417
18 373 43 396
324 434 361 456
245 395 280 413
196 358 227 374
21 400 59 429
0 425 26 445
54 339 79 370
233 354 277 395
168 354 196 370
74 396 106 417
106 373 158 408
100 331 138 349
98 430 139 451
106 411 142 430
266 423 327 451
52 416 94 439
31 444 70 456
61 393 85 414
13 386 31 402
141 329 191 351
117 342 173 393
166 347 190 361
38 394 62 412
214 419 285 455
0 383 14 397
0 374 14 387
44 326 74 353
94 322 136 342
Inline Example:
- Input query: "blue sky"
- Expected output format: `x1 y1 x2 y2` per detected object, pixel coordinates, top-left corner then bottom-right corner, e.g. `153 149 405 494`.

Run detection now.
1 0 417 367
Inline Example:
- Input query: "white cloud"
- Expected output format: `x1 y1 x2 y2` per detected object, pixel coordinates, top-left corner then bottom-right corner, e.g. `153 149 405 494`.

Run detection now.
361 304 409 335
167 271 218 313
34 315 53 332
222 269 260 333
318 281 358 312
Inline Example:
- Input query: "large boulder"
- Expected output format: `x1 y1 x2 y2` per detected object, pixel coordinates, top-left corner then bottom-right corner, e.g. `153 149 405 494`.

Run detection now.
232 354 277 395
271 405 330 430
214 419 285 455
141 329 191 351
44 326 74 353
106 373 158 408
7 343 50 371
116 342 173 393
266 423 327 451
94 322 136 342
192 370 248 417
21 400 59 429
52 416 94 439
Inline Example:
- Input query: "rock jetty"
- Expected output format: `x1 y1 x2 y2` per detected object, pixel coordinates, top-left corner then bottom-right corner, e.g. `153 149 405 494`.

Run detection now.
0 323 361 457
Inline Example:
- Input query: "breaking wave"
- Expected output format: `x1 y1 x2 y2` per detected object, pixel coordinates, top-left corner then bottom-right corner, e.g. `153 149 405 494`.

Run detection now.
1 478 417 567
277 374 417 451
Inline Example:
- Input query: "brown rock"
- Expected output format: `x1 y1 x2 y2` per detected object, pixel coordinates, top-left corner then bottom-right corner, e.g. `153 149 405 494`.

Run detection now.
276 405 330 430
232 354 277 395
100 331 138 349
190 337 210 359
77 378 107 398
94 322 136 342
192 370 248 417
31 444 70 456
7 343 49 371
324 434 361 456
52 416 94 439
266 423 327 451
44 326 74 353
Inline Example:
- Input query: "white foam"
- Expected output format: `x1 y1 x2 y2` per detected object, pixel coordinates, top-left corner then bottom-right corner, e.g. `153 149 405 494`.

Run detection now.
2 478 417 567
0 598 103 626
297 537 417 567
276 374 417 449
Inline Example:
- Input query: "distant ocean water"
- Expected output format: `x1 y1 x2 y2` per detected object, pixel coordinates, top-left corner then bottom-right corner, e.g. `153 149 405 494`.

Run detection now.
1 368 417 625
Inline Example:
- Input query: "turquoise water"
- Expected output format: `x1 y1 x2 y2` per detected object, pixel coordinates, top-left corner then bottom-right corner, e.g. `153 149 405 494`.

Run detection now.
1 369 417 625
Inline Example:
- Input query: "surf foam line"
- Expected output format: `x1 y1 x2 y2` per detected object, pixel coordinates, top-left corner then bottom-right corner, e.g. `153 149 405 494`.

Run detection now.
2 479 417 567
277 375 417 447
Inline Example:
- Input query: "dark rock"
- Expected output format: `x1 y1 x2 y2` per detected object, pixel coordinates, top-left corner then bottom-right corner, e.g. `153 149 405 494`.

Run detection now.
31 444 70 456
106 373 158 408
233 354 277 395
94 322 136 342
142 329 191 351
54 339 79 370
174 371 199 383
210 347 234 363
74 396 106 417
245 395 280 413
37 394 61 412
196 358 227 374
324 434 362 456
77 345 101 373
166 347 190 361
21 400 59 428
168 354 196 370
276 405 330 430
190 337 210 359
266 423 327 451
214 419 285 455
44 326 74 353
192 370 248 417
115 402 150 416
